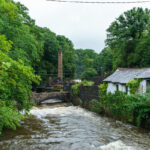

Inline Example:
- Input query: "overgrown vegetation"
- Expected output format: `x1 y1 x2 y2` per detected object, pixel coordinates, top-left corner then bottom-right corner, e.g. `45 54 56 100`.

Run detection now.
98 83 108 105
127 79 142 94
89 99 102 114
0 0 77 134
71 80 94 95
0 33 40 134
98 83 150 129
0 101 25 135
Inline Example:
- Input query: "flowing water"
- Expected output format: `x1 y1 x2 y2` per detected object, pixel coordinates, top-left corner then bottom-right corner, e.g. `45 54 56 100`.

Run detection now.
0 100 150 150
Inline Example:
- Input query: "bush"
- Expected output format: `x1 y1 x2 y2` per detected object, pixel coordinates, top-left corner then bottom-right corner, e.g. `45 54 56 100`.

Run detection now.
100 90 150 129
0 101 24 135
89 99 102 114
126 94 150 128
106 91 129 120
71 83 80 95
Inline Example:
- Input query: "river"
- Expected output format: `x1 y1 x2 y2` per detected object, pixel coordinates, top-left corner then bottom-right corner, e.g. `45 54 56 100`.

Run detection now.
0 100 150 150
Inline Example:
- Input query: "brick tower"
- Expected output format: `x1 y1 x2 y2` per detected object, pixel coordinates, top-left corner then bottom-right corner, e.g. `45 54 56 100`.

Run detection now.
58 51 63 80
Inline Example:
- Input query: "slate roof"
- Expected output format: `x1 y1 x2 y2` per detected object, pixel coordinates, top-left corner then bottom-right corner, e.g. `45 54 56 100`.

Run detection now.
103 68 150 84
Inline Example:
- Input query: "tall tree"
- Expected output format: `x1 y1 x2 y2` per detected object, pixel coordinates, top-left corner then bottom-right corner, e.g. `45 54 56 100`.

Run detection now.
97 47 113 73
75 49 98 78
106 8 150 70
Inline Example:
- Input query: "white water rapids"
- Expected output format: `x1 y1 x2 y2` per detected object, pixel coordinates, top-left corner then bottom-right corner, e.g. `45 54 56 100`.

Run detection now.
0 101 150 150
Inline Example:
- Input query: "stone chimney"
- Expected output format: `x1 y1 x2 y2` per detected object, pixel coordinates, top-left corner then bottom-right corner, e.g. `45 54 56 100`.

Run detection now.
58 51 63 80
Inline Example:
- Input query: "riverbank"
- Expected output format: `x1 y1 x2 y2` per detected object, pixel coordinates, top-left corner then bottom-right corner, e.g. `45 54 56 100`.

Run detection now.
70 82 150 131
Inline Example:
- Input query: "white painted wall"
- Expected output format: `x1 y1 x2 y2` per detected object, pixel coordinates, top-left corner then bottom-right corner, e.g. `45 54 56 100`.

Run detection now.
107 83 116 94
107 80 147 94
118 84 126 93
107 83 129 94
138 80 147 94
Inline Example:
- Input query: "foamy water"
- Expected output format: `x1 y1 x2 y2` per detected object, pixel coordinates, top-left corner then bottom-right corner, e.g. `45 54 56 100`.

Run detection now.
98 140 135 150
0 103 150 150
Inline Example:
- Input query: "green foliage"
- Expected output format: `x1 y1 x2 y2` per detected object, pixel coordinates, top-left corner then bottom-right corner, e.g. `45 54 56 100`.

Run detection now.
33 28 76 83
100 90 150 129
97 48 113 73
125 94 150 128
82 80 94 86
71 80 94 95
146 86 150 93
0 101 24 134
134 37 150 67
98 83 108 105
106 8 150 46
0 0 76 86
0 35 12 52
0 0 17 20
71 83 80 95
0 0 78 135
89 99 102 114
0 51 40 110
127 79 141 94
106 92 133 121
106 7 150 70
0 33 40 134
75 49 99 78
81 68 97 79
57 35 76 79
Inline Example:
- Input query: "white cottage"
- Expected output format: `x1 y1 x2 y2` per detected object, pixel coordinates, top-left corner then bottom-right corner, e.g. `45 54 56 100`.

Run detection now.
103 68 150 94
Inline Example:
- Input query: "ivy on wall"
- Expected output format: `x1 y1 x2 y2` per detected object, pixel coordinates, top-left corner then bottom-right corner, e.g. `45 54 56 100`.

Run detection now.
126 79 142 94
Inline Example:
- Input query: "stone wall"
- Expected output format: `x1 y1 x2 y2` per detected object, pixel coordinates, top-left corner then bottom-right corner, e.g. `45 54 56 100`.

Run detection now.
70 75 109 108
70 85 100 109
79 85 100 103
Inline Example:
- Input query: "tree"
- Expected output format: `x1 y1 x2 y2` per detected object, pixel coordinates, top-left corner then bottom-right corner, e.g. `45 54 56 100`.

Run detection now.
81 68 97 79
0 0 17 19
0 34 40 134
106 8 150 46
106 8 150 70
75 49 99 78
14 2 35 26
0 1 41 134
97 48 113 73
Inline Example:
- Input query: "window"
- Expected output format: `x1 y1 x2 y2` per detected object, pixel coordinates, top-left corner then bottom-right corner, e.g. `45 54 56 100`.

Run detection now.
126 86 128 94
146 80 150 93
147 80 150 86
116 84 119 91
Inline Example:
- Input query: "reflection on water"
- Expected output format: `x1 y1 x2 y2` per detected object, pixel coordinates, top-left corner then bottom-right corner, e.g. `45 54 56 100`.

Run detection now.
0 102 150 150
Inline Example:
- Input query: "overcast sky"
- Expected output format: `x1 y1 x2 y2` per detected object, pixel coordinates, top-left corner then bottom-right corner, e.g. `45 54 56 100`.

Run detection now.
15 0 150 53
